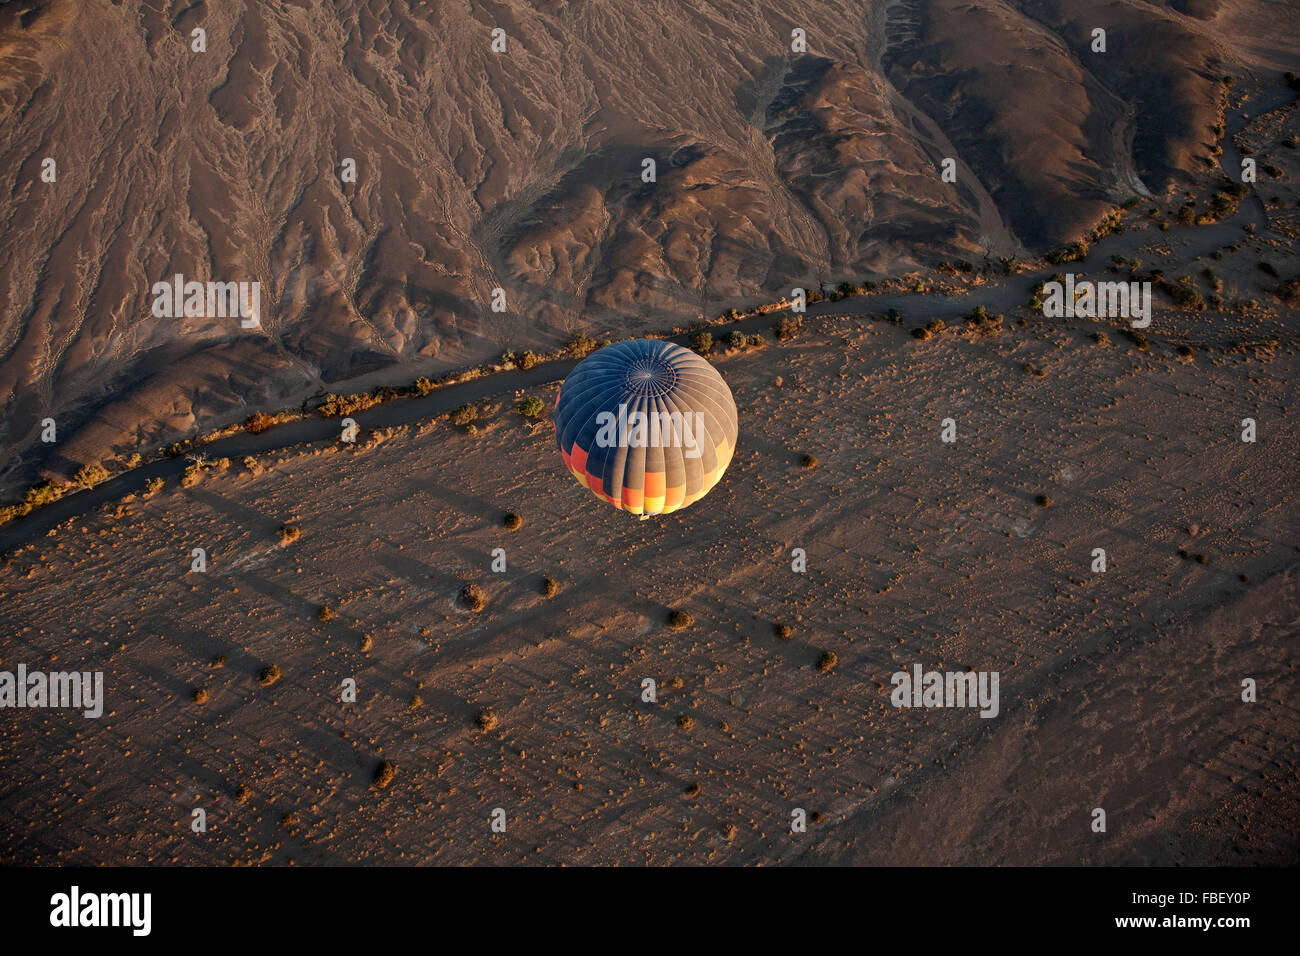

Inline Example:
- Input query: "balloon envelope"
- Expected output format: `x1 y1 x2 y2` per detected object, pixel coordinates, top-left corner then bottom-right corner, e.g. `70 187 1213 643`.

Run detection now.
554 339 738 516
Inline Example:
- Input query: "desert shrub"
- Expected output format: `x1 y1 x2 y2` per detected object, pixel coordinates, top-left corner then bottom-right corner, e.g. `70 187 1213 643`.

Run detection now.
1035 494 1052 507
245 411 275 434
145 476 165 495
1177 344 1195 360
837 281 861 297
412 377 435 396
516 396 546 418
450 403 479 426
667 609 693 629
567 332 598 357
258 664 282 686
967 306 1002 335
1121 329 1150 350
540 576 558 598
1090 331 1109 346
318 392 379 418
74 463 109 489
279 523 301 545
502 512 523 530
816 650 838 672
747 333 766 349
725 329 748 350
475 709 498 731
1168 284 1205 311
886 308 902 324
800 453 819 469
677 713 694 730
373 761 396 789
317 605 337 622
192 687 208 704
774 623 792 640
689 330 713 354
772 313 802 341
517 350 539 370
461 583 486 612
911 326 932 341
1280 279 1300 305
180 462 203 488
1046 241 1088 265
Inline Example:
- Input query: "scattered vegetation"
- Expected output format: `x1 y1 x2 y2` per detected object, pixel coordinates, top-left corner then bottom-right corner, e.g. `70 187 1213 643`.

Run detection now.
503 512 523 530
966 305 1003 335
816 650 838 672
800 453 819 469
145 476 165 495
450 403 479 427
1035 494 1052 507
192 688 208 704
258 664 282 687
317 605 337 622
73 463 109 489
244 411 275 435
180 459 205 488
317 392 382 418
540 576 558 598
689 330 713 354
516 396 546 418
1120 329 1150 350
373 761 396 790
1045 240 1089 265
567 331 598 357
460 582 486 612
667 609 693 629
774 623 792 640
475 709 498 731
772 313 802 341
278 523 301 545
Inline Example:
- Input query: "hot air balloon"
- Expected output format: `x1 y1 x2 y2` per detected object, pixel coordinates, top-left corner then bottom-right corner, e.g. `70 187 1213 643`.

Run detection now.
554 338 738 517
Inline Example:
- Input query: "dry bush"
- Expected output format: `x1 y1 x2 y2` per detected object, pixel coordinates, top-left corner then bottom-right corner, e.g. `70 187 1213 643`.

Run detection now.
245 411 275 434
461 583 486 612
74 463 109 489
450 403 479 427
